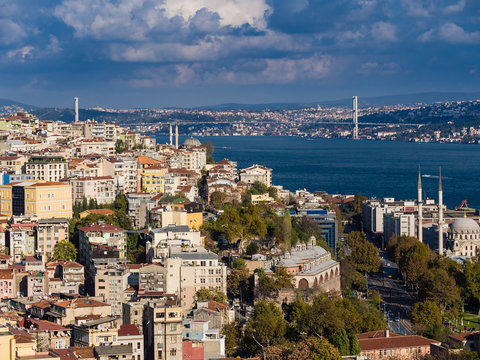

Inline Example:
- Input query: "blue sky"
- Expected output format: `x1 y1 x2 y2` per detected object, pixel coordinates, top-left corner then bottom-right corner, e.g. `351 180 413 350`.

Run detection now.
1 0 480 108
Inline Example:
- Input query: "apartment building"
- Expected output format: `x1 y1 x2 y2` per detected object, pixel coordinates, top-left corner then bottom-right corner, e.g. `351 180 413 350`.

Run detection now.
165 246 227 308
118 324 144 360
144 300 183 360
141 165 167 193
72 316 120 347
0 155 27 174
71 176 115 204
25 156 68 182
0 180 73 219
94 265 130 317
78 223 127 266
7 223 35 263
35 218 69 260
239 164 272 187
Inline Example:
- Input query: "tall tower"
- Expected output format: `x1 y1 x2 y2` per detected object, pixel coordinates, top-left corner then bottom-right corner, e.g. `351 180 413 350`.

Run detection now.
169 124 173 146
417 166 423 243
353 96 358 140
74 97 79 122
175 125 179 149
438 167 444 255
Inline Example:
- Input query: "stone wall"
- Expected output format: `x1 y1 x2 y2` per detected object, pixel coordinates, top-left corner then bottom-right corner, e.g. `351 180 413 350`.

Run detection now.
255 276 341 307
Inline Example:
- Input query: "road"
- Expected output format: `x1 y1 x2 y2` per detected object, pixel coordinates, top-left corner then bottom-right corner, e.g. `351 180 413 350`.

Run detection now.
368 251 416 335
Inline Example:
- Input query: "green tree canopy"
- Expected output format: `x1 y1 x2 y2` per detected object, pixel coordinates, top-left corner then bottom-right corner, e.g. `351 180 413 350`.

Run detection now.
195 288 227 304
345 231 381 273
244 301 287 349
419 268 461 313
53 240 77 261
411 301 442 329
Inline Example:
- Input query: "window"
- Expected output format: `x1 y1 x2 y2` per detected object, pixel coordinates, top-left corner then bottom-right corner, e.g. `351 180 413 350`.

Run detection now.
170 323 177 331
170 349 177 356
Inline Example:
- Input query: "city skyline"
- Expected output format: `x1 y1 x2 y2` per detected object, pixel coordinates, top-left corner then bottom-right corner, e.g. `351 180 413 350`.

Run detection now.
1 1 480 108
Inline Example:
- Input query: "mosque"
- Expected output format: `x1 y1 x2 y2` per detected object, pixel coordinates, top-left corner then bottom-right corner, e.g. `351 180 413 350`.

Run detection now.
417 168 480 260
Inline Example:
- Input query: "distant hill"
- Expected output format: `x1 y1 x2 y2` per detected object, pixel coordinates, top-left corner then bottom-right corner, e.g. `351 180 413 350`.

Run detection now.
0 98 38 111
199 91 480 111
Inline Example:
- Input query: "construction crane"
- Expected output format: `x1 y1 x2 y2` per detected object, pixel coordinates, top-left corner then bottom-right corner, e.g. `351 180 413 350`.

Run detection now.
455 200 469 210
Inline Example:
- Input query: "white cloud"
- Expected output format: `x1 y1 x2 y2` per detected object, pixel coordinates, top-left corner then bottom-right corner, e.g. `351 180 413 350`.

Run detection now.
438 23 480 44
359 61 399 75
419 23 480 44
442 0 466 14
126 54 333 88
260 55 331 83
371 22 397 42
158 0 271 29
55 0 271 41
0 19 27 45
7 46 34 62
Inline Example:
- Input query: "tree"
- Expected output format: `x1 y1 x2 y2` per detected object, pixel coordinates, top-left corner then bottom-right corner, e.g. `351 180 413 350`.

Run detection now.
195 288 227 304
301 294 345 338
311 338 341 360
115 139 126 153
345 231 381 273
53 240 77 261
227 261 249 300
282 211 293 248
246 241 259 256
223 322 240 357
216 204 267 252
419 268 461 313
400 242 430 289
349 333 361 355
257 267 294 296
330 329 350 356
463 257 480 314
244 301 287 350
210 191 229 209
411 301 442 329
249 181 269 195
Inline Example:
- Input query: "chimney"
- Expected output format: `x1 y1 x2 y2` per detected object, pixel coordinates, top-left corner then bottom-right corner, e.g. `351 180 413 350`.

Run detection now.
385 330 390 338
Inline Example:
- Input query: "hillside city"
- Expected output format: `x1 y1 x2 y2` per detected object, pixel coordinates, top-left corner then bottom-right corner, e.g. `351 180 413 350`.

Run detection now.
5 98 480 145
0 110 480 360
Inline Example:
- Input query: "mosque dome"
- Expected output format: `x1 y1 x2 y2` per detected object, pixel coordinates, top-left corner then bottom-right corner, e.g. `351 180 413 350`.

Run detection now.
451 218 480 234
182 137 202 147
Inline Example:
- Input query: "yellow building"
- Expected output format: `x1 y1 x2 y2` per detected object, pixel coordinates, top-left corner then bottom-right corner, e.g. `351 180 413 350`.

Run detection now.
141 165 167 193
0 327 15 360
173 202 203 230
0 181 72 219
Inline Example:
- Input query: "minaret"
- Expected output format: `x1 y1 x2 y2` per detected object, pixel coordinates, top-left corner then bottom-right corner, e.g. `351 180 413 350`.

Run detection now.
175 125 179 149
438 167 444 255
417 166 423 243
74 97 79 122
169 124 173 146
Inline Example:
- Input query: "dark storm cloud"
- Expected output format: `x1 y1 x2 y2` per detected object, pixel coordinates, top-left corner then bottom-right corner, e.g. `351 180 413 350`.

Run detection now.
0 0 479 107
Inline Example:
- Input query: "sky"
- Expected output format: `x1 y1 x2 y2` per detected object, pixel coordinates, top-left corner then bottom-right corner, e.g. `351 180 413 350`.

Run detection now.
1 0 480 108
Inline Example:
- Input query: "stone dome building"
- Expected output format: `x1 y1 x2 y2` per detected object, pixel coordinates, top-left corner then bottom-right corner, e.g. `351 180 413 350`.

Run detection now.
449 217 480 258
182 137 202 147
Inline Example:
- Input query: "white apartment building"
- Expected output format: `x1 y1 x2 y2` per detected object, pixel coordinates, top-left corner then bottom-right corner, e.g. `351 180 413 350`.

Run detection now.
25 156 68 182
383 212 415 244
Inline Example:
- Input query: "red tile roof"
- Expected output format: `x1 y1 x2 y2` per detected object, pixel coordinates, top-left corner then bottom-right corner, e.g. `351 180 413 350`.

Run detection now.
79 223 125 233
358 334 440 351
118 324 140 337
82 208 115 216
25 318 69 332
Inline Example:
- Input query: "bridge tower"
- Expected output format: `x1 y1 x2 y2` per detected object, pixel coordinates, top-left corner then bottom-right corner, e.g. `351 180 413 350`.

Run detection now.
353 96 358 140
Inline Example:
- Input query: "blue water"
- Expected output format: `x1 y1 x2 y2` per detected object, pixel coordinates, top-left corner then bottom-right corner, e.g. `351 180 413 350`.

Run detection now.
156 136 480 209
